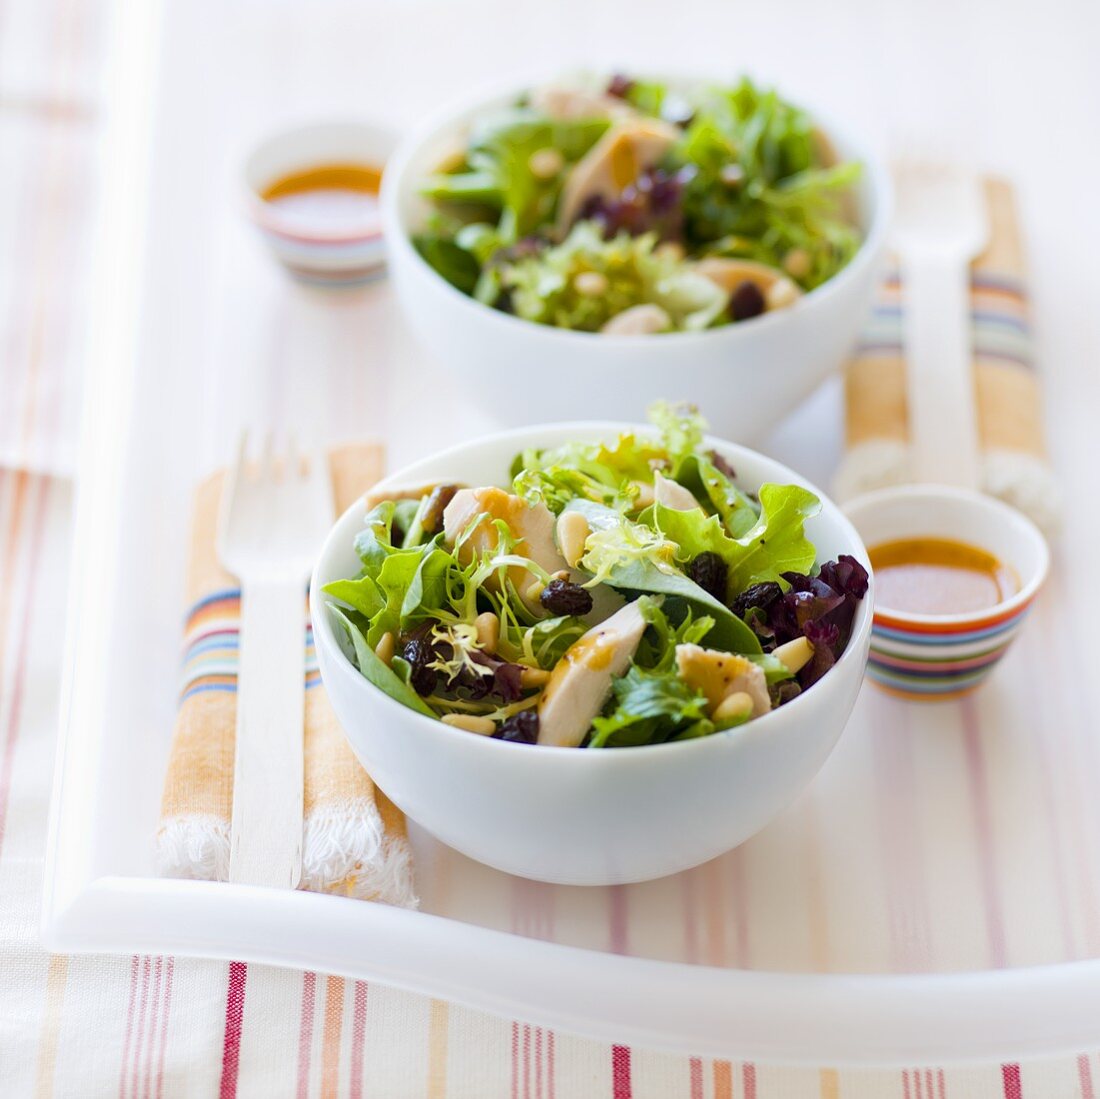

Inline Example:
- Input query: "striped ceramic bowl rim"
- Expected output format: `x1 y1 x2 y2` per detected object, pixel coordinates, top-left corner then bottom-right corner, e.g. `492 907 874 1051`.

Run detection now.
843 484 1049 701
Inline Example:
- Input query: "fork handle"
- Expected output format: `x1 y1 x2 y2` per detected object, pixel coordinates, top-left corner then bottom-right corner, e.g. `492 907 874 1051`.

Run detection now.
901 252 981 489
229 577 305 888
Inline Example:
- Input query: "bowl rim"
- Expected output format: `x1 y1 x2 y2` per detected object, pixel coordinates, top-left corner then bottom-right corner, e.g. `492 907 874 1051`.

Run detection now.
842 483 1051 628
242 117 400 245
310 420 874 758
379 71 893 347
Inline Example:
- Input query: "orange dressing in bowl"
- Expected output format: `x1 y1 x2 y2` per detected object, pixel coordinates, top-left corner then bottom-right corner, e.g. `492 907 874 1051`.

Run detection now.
260 163 383 232
869 537 1017 616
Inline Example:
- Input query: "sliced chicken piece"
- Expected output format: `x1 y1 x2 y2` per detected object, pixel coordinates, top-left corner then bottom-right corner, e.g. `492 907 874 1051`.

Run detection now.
653 470 699 511
557 118 681 233
537 601 649 747
529 83 635 122
675 643 771 719
693 258 803 312
443 487 569 612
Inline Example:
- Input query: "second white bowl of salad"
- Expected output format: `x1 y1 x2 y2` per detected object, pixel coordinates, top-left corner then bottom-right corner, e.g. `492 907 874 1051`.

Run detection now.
311 405 873 884
382 73 890 442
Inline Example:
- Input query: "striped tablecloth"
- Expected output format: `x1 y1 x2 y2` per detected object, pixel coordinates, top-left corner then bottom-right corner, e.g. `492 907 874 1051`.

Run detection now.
3 1 1100 1096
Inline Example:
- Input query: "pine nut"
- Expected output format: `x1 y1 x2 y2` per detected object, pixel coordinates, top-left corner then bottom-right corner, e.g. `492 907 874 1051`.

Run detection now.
525 579 546 604
574 271 608 297
600 303 671 336
520 667 551 688
474 611 500 654
441 713 496 735
551 569 571 581
556 511 591 569
783 248 811 280
719 163 744 186
374 631 395 667
765 277 800 311
713 691 753 723
773 635 814 674
528 147 564 180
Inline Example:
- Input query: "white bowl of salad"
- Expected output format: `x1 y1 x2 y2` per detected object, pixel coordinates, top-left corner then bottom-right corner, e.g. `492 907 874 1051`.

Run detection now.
381 73 890 443
311 405 873 885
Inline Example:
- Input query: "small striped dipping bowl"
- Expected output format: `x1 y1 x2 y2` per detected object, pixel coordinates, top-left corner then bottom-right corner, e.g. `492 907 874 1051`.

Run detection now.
844 485 1049 700
243 120 397 287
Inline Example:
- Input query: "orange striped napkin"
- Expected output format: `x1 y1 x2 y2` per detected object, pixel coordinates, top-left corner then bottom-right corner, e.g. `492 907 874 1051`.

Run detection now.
156 444 417 906
835 177 1059 533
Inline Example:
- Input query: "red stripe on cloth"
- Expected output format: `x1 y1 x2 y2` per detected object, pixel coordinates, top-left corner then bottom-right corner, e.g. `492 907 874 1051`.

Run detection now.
0 474 51 859
1001 1063 1023 1098
118 955 140 1099
523 1024 531 1099
155 957 175 1099
348 981 367 1099
511 1021 519 1099
535 1027 543 1099
742 1062 757 1099
689 1057 703 1099
218 962 248 1099
297 971 318 1099
1078 1054 1095 1099
547 1029 555 1099
143 956 163 1099
937 1067 946 1099
611 1045 631 1099
129 955 152 1099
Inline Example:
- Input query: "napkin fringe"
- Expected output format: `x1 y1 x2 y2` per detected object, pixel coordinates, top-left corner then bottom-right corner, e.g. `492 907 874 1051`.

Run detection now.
834 442 1060 535
156 813 231 881
302 800 418 908
156 802 418 908
983 447 1061 535
833 440 911 503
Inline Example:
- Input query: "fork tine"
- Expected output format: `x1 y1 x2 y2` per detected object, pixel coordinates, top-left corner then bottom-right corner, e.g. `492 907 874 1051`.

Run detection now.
259 430 275 479
306 448 334 521
217 429 250 555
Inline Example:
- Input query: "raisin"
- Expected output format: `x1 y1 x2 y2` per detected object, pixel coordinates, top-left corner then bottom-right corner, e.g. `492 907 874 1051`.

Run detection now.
708 449 736 481
730 581 783 619
539 579 593 617
730 280 765 321
770 680 802 708
402 637 438 697
606 74 635 99
495 710 539 744
687 552 728 602
419 483 459 535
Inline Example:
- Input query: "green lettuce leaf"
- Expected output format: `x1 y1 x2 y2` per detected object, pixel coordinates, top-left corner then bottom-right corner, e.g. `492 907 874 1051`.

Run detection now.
588 665 714 748
673 452 759 536
651 482 820 593
493 221 727 332
568 500 761 653
328 606 436 718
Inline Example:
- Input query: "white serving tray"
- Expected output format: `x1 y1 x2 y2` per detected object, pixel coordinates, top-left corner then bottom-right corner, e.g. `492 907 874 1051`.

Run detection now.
45 0 1100 1067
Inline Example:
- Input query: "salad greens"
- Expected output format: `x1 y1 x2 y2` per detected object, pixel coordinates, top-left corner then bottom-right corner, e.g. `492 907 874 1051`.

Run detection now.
413 75 861 334
325 404 868 749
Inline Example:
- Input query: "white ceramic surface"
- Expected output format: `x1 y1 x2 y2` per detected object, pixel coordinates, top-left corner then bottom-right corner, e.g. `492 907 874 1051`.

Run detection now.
380 82 892 443
311 423 873 885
